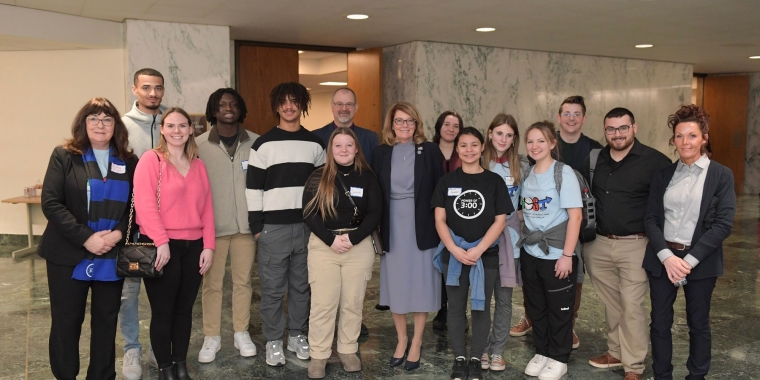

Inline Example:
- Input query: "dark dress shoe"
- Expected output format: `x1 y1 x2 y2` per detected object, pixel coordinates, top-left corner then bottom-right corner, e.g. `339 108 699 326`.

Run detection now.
389 342 410 367
174 360 192 380
432 308 447 331
359 323 369 338
159 364 177 380
404 344 422 371
375 304 390 311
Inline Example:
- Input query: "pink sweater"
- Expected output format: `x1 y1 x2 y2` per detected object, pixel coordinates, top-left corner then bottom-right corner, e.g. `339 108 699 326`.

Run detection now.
134 151 215 249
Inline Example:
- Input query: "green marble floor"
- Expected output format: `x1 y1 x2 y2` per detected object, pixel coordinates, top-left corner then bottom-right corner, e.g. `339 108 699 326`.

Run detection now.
1 195 758 380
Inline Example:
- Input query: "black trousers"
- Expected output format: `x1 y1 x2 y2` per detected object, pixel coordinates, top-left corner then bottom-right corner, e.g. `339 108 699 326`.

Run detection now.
46 260 123 380
649 267 716 380
520 250 577 363
443 264 498 359
142 237 203 368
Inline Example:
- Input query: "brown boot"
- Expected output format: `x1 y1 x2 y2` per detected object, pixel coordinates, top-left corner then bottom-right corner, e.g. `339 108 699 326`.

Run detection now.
308 358 327 379
338 353 362 372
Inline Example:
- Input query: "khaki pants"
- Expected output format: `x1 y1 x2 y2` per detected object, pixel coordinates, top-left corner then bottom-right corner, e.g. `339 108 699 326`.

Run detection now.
307 233 374 359
202 233 256 335
584 235 649 374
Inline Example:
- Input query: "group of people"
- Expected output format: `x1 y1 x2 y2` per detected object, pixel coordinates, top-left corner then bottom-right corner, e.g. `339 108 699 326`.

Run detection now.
37 65 735 380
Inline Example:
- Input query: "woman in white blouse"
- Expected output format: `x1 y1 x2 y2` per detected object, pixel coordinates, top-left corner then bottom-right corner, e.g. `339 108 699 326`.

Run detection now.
643 104 736 380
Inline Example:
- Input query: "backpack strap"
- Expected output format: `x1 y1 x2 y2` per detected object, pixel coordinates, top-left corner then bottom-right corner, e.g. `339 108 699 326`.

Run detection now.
589 148 601 190
554 161 564 193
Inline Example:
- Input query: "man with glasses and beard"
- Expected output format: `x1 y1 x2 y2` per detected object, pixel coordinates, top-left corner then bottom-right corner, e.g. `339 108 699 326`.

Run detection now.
581 108 671 380
312 88 378 166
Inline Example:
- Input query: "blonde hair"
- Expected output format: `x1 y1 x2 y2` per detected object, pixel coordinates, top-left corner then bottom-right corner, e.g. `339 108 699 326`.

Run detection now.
483 113 522 185
304 128 372 220
155 107 199 160
380 102 427 146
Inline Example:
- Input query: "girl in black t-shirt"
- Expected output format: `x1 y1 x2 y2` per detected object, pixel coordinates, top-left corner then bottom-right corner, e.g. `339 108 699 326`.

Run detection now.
432 127 512 380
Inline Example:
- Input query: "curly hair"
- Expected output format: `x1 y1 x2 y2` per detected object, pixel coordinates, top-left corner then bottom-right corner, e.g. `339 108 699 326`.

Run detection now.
667 104 710 154
205 88 247 126
63 97 132 160
269 82 311 119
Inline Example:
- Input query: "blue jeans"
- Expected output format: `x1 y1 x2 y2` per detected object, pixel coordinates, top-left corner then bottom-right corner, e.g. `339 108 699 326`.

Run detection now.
119 277 142 352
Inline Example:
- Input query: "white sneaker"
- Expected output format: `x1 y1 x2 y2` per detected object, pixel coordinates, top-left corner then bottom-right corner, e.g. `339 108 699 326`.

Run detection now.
266 340 286 367
121 348 142 380
287 334 310 360
233 331 257 357
538 358 567 380
146 345 157 369
524 354 549 376
480 353 490 370
198 335 222 363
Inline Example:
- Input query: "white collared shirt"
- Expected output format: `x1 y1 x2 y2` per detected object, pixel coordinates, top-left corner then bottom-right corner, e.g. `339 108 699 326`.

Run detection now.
657 154 710 267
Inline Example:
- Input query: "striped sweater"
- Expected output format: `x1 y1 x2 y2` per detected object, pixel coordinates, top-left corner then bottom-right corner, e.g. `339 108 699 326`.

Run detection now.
246 126 325 235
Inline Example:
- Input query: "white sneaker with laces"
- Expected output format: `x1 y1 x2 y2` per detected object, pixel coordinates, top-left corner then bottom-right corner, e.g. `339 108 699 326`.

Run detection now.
287 334 310 360
198 335 222 363
233 331 257 357
480 353 490 370
538 358 568 380
524 353 549 376
121 348 142 380
266 340 286 367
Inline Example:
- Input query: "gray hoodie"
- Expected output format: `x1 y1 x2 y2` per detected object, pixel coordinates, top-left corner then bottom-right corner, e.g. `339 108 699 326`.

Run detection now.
122 101 168 158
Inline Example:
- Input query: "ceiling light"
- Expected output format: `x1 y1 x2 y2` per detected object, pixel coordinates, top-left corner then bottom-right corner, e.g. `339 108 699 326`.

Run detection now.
320 82 348 86
635 44 653 48
298 50 304 54
476 27 496 32
347 14 368 20
750 56 760 59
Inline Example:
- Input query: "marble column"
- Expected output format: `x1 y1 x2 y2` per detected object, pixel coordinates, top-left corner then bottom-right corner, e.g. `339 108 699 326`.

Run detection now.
124 19 230 114
383 41 692 159
745 72 760 194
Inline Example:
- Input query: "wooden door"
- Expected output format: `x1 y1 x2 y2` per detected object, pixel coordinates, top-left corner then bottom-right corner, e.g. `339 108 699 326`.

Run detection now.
236 44 299 136
347 47 383 135
703 75 749 193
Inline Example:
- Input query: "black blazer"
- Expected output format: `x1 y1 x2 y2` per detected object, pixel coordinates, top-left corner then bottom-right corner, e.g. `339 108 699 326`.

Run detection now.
37 146 138 266
371 142 444 251
643 160 735 280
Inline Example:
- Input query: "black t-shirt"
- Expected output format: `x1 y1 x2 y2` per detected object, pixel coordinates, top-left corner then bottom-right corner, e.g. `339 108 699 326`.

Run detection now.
431 168 513 268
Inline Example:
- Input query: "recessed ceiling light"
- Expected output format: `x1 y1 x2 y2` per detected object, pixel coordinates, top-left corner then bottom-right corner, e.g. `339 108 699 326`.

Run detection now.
476 27 496 32
320 82 348 86
750 56 760 59
347 14 368 20
298 50 304 54
635 44 653 48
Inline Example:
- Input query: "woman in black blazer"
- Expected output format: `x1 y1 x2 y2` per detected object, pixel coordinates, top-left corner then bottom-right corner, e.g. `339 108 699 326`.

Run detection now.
643 104 736 380
38 98 138 380
371 102 444 370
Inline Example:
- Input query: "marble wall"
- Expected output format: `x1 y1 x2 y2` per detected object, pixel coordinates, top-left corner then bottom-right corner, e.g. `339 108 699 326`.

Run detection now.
383 41 693 159
124 20 230 114
745 72 760 194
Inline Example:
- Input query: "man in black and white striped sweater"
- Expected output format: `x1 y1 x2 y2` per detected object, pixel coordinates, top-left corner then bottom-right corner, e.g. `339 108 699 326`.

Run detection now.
246 82 325 367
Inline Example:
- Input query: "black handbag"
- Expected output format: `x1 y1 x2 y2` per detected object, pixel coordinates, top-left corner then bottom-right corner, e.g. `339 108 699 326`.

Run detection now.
116 152 163 278
336 175 385 255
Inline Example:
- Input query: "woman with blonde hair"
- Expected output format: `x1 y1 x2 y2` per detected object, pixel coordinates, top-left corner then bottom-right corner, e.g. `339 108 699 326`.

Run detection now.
371 102 444 370
302 128 382 378
134 107 215 380
480 113 530 372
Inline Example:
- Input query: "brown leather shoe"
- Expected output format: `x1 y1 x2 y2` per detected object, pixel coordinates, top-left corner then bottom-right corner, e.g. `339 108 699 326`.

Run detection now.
588 352 623 368
509 315 532 337
572 329 580 349
624 372 643 380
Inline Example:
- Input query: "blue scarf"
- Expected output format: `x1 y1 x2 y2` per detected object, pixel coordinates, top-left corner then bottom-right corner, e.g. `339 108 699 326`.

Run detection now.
71 146 130 281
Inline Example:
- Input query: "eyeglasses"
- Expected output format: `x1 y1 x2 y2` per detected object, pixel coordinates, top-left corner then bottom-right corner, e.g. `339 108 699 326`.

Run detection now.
561 112 583 118
393 118 416 126
332 102 356 108
604 125 632 135
86 116 115 127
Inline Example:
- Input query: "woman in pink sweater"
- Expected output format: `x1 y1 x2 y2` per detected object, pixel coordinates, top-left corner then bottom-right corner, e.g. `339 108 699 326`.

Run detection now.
133 107 215 380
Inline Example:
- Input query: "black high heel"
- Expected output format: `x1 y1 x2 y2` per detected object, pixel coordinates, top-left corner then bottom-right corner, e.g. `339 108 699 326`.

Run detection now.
404 343 422 371
389 341 410 367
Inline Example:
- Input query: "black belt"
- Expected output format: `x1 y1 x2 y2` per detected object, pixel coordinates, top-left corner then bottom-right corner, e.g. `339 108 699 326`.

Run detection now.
666 241 690 251
330 228 357 236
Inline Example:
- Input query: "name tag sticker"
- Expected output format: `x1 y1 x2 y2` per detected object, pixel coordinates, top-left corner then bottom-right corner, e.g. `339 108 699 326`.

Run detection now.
350 187 364 197
111 163 126 174
241 160 248 171
447 187 462 196
505 176 514 186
